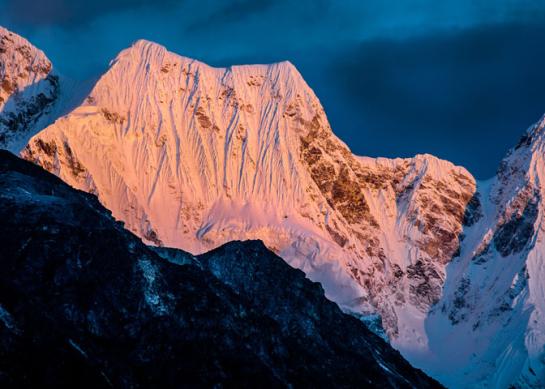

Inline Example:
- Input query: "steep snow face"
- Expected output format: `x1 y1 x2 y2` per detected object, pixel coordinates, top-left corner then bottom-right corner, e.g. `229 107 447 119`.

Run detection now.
0 26 60 152
22 39 476 355
416 116 545 388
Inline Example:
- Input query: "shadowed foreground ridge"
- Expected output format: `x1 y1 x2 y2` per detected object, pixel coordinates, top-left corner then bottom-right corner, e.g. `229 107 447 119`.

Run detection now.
0 150 439 387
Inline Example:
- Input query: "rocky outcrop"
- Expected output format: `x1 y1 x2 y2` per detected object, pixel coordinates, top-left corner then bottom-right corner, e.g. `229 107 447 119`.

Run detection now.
493 193 538 256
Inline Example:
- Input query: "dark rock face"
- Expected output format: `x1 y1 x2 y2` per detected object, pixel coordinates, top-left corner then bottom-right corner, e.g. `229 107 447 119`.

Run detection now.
514 132 533 150
406 260 443 310
493 196 539 257
447 277 471 325
298 114 379 229
463 193 483 227
0 150 439 388
410 174 475 264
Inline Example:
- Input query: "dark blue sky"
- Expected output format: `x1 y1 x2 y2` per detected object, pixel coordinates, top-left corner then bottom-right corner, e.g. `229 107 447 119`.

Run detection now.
2 0 545 178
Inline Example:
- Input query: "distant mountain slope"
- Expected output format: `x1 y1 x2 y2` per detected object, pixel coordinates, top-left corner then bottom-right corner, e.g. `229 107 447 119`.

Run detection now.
0 26 59 151
0 149 439 387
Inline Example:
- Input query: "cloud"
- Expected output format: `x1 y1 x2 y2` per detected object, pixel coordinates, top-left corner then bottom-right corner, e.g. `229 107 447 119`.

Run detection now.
184 0 277 32
324 22 545 178
0 0 179 27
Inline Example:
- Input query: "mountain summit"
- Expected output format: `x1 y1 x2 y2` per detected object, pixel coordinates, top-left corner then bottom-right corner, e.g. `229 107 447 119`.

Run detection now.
22 38 476 336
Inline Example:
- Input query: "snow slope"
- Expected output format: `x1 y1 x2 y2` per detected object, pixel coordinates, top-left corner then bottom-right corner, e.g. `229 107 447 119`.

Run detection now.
22 39 545 387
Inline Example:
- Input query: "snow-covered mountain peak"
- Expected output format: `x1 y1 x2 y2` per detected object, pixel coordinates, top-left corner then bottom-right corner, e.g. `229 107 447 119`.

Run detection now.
502 113 545 166
129 38 166 51
21 37 545 387
492 114 545 208
113 39 175 67
121 37 299 68
78 38 324 150
23 40 334 240
0 26 59 152
518 112 545 143
0 25 52 100
115 38 303 85
23 38 477 345
412 153 472 177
